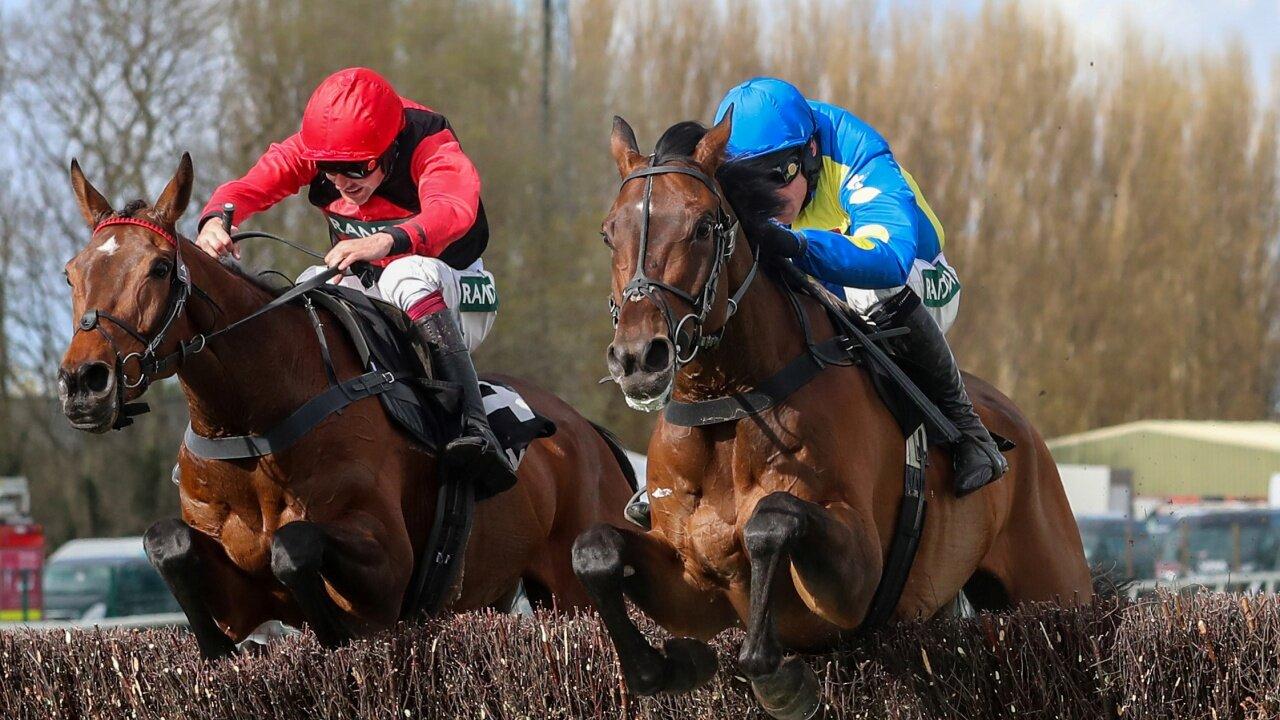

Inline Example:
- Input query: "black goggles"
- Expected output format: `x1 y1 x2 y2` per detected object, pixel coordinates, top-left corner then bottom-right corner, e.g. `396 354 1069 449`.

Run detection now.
760 147 806 186
317 157 382 179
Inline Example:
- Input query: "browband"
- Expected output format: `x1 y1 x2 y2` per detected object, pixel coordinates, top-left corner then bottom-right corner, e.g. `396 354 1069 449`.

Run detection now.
94 217 176 246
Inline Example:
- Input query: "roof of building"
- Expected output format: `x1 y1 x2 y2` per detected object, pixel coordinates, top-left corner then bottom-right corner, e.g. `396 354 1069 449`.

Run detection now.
48 537 147 563
1049 420 1280 454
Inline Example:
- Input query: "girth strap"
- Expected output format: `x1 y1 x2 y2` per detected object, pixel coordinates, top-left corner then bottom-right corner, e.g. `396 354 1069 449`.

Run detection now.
400 470 475 618
858 424 929 631
182 369 413 460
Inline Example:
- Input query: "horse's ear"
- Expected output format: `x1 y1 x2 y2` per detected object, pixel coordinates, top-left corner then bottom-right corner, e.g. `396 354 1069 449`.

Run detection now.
610 116 645 178
693 105 733 173
69 158 114 229
152 152 194 228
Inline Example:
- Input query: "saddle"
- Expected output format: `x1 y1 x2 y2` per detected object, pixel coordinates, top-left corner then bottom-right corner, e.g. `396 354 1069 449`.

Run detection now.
306 284 456 450
664 262 1014 452
308 285 557 456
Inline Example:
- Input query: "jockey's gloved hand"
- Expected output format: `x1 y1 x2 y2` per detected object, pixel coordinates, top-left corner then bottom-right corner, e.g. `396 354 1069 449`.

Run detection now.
746 218 808 259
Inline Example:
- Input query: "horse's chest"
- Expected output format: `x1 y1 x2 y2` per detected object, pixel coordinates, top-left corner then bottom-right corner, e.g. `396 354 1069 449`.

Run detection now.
179 459 302 575
684 507 744 585
655 489 746 588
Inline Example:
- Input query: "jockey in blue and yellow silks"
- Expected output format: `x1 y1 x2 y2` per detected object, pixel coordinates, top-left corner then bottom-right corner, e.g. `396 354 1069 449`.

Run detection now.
714 77 1007 495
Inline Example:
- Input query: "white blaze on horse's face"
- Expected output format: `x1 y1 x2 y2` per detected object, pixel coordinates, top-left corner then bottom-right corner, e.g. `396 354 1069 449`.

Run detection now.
96 234 121 255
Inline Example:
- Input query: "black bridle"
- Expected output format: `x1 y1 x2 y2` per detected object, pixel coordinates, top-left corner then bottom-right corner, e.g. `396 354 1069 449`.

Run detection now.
76 217 203 394
73 216 347 428
609 159 757 366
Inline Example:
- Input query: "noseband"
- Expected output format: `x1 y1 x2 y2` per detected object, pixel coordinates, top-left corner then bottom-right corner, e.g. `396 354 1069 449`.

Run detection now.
609 159 757 366
75 217 203 394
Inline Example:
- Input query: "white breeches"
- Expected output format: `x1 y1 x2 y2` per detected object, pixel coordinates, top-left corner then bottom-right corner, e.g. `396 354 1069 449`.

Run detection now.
297 256 498 352
843 252 960 334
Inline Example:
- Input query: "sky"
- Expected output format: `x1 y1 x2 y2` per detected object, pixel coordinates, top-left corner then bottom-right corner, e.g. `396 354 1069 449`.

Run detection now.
2 0 1277 83
980 0 1279 87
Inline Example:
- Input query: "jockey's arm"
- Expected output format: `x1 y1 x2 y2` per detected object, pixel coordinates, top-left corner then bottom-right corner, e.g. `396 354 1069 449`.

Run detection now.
198 134 316 229
792 152 919 290
384 130 481 258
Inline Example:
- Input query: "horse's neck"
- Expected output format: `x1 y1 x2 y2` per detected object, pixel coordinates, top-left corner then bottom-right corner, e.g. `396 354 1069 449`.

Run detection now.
673 252 817 402
176 251 332 437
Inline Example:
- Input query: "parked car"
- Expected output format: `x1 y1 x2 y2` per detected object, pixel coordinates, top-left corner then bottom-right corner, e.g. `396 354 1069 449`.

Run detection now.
1076 514 1158 582
42 537 179 621
1147 506 1280 580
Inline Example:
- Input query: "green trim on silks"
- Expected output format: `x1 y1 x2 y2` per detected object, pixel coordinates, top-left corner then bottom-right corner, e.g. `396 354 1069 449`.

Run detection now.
458 276 498 313
920 263 960 308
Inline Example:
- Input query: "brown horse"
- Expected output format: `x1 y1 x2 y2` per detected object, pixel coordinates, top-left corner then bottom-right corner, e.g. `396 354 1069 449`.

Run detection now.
571 115 1092 718
58 154 634 659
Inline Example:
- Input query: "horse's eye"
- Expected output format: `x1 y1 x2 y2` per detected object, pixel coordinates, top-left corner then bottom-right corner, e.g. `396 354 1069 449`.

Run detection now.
63 270 72 287
600 231 613 249
150 260 172 279
694 221 713 242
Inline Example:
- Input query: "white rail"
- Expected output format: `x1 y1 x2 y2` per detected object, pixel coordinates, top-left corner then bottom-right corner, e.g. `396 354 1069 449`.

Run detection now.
0 612 189 631
1127 571 1280 599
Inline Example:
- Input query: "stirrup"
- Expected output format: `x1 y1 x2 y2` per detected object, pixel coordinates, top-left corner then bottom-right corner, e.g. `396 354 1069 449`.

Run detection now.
623 488 651 530
953 436 1008 497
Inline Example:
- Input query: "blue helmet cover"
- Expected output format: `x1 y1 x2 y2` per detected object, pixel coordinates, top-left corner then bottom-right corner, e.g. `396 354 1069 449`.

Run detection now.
714 77 816 161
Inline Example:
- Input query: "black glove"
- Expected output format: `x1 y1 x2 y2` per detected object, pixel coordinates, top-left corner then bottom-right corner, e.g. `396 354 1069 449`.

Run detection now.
746 219 808 259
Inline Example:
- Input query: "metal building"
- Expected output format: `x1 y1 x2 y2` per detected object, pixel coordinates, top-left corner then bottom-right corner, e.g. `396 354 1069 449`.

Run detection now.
1048 421 1280 499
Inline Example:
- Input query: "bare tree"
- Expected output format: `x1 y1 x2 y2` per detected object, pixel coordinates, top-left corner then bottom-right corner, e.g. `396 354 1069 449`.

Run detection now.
0 21 14 472
4 0 219 544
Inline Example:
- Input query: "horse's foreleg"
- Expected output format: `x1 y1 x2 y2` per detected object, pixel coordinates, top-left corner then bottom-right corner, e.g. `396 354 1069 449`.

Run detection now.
571 523 730 696
144 518 240 660
740 491 878 720
270 516 410 648
270 521 354 647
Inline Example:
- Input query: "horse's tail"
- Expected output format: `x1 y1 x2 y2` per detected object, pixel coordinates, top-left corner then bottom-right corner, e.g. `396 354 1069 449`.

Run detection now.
588 421 639 493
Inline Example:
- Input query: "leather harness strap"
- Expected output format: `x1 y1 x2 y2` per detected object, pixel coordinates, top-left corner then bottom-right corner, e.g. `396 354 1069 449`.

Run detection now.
664 337 848 426
181 369 414 460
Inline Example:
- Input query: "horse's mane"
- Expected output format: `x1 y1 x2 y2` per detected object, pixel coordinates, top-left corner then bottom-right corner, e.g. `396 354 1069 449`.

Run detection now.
651 121 787 238
220 258 293 298
714 151 786 234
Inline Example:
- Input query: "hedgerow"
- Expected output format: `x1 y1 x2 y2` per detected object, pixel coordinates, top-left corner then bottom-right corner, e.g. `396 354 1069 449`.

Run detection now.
1 593 1276 719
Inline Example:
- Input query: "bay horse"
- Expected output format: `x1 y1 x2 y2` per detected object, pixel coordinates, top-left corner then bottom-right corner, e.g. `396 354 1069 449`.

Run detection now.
572 114 1092 719
58 154 634 659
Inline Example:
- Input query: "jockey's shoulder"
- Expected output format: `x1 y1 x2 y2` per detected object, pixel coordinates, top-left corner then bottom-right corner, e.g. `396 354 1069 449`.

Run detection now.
808 101 892 167
399 96 435 116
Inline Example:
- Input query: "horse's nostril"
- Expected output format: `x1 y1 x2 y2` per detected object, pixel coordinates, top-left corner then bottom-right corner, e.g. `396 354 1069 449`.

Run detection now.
640 338 672 373
79 362 113 395
607 344 633 377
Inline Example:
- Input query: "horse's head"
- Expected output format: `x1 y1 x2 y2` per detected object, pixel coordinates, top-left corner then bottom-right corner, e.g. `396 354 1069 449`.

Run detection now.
59 154 196 432
602 110 751 411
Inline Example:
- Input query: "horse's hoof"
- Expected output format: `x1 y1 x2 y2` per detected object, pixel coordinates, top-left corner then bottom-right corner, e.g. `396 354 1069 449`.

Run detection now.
751 656 821 720
661 637 718 693
620 649 670 697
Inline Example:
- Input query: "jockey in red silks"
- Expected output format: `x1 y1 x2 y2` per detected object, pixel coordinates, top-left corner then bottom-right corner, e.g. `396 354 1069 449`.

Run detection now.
195 67 515 496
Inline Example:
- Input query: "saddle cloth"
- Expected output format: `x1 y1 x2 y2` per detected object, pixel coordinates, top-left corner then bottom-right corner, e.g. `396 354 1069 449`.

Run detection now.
478 380 556 470
307 284 555 462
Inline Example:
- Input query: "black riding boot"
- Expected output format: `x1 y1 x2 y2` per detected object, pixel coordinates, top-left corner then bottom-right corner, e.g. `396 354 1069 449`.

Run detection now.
411 310 517 498
874 289 1008 496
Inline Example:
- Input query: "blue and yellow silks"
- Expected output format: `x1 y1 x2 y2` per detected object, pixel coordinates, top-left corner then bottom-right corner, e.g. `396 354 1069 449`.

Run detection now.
714 78 946 298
